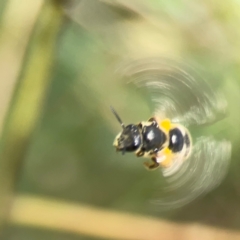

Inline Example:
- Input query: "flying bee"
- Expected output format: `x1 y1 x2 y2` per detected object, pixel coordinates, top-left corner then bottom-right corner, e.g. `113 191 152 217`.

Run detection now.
111 106 192 171
109 58 231 209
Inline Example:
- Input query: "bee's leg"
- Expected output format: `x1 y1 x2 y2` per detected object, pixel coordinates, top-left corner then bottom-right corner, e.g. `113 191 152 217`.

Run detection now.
160 157 172 168
144 157 159 170
136 150 144 157
158 148 173 168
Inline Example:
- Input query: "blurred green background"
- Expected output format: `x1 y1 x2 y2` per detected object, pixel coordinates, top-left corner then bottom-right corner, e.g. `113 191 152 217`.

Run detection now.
1 0 240 239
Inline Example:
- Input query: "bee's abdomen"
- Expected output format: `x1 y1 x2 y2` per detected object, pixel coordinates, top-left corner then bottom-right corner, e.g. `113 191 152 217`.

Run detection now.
168 127 192 159
168 128 184 153
183 133 191 157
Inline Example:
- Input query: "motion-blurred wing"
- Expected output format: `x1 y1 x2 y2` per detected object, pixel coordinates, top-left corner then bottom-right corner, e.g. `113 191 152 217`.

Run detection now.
116 58 227 127
151 136 231 210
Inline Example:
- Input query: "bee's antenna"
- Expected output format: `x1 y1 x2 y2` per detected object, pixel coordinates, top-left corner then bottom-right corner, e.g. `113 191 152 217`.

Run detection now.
110 106 125 129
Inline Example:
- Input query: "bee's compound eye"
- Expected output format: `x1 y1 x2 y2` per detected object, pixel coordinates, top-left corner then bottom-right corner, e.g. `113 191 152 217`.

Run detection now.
169 128 184 153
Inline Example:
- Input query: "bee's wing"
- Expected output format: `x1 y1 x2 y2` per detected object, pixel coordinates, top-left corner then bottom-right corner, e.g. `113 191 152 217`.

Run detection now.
116 58 227 127
151 136 231 210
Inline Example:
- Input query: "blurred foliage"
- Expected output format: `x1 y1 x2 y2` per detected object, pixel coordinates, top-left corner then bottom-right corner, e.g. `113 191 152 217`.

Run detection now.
1 0 240 239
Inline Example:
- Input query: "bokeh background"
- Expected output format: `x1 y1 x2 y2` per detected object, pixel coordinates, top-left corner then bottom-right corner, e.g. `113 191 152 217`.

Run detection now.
1 0 240 239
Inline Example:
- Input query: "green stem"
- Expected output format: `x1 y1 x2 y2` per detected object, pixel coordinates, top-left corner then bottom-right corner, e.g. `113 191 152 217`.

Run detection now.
0 0 64 228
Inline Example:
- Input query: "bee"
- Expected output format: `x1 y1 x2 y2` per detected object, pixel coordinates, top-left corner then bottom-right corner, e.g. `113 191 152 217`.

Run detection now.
111 106 192 171
109 58 231 209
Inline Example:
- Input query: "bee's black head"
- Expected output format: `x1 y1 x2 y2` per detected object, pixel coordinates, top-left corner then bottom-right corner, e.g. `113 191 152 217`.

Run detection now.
111 106 142 154
114 124 142 153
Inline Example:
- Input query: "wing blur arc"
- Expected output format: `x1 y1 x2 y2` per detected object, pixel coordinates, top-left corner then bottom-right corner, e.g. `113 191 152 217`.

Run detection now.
151 136 231 210
116 58 227 127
